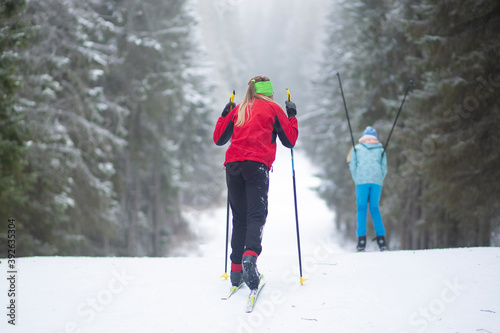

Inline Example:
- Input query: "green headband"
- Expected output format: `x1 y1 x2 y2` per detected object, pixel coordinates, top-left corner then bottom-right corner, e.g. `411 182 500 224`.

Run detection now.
254 80 274 97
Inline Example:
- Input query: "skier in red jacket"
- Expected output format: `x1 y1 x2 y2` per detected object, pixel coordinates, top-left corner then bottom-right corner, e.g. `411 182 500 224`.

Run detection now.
213 75 298 291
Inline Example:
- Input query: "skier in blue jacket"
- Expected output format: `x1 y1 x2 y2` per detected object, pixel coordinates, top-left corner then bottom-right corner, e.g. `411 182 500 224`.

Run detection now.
348 126 388 251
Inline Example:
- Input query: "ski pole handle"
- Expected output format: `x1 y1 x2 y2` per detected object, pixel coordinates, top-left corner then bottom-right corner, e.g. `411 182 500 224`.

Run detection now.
230 90 235 110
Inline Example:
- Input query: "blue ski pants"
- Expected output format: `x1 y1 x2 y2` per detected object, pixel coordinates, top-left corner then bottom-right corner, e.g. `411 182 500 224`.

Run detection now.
356 183 385 237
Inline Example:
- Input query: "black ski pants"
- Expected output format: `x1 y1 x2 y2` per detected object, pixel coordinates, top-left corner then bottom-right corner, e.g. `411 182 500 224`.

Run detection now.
226 161 269 265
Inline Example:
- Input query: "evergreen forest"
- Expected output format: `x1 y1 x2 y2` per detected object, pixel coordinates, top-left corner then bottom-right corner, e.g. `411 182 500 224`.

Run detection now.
1 0 499 255
304 0 500 249
0 0 220 256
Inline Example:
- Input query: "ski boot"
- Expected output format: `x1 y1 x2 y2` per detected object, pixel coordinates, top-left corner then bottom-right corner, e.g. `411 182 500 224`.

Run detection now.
242 254 260 290
376 235 387 251
356 236 366 252
230 271 243 287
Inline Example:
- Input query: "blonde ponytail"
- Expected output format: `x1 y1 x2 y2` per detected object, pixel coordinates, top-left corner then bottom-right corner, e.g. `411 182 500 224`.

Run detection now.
235 75 278 127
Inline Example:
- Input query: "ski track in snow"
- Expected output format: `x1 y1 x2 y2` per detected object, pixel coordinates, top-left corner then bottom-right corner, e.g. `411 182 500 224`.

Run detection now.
1 148 500 333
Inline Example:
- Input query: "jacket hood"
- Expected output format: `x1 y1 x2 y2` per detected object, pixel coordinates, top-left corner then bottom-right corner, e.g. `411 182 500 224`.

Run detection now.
360 142 383 150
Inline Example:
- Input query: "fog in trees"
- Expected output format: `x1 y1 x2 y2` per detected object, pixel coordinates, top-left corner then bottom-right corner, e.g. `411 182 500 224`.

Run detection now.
1 0 498 255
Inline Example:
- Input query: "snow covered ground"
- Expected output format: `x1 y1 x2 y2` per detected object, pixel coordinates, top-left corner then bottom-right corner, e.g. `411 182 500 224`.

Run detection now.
1 148 500 333
1 247 499 332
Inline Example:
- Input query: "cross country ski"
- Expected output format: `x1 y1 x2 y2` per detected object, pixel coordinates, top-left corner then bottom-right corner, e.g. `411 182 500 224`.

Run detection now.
246 274 265 313
221 281 244 300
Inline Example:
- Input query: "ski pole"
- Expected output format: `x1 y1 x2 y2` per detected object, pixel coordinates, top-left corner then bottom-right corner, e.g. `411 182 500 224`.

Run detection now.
287 89 307 286
336 73 356 153
221 90 235 280
382 81 412 158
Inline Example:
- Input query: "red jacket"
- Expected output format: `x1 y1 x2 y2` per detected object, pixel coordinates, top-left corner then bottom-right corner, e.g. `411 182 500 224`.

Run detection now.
213 98 298 169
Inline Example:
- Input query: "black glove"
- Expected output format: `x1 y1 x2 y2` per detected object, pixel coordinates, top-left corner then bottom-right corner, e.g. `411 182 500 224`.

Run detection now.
285 101 297 118
221 102 236 117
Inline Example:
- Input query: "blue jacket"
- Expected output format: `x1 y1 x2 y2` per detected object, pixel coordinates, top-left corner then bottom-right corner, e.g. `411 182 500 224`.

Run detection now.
349 143 387 186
